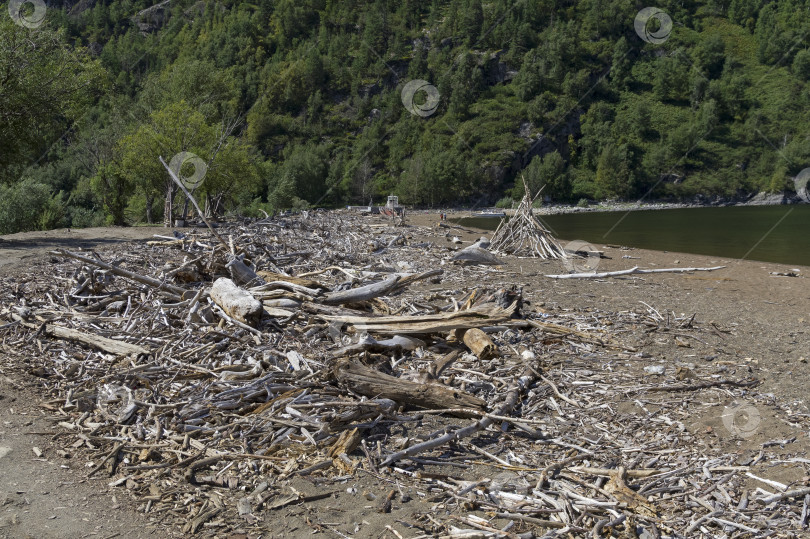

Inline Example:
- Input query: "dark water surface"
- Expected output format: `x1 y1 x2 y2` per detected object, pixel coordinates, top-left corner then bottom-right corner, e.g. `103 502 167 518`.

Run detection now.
456 205 810 267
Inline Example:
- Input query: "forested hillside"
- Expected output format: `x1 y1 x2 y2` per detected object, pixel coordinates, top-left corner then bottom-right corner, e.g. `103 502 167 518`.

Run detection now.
2 0 810 231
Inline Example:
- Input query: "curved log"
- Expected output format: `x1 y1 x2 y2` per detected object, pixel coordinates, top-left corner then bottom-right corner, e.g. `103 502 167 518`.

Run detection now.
321 275 400 305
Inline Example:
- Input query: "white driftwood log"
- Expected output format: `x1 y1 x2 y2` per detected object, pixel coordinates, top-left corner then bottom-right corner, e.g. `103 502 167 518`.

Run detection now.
210 278 263 326
452 246 503 266
321 275 400 305
14 315 149 357
545 265 726 279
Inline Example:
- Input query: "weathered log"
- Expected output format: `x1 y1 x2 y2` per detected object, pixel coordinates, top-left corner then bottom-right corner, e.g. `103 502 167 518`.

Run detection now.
380 368 536 466
321 275 400 305
390 269 443 291
331 335 425 357
451 246 503 266
14 316 149 357
160 155 229 249
454 328 498 360
256 271 327 290
251 281 321 297
333 359 486 413
544 265 727 279
226 255 265 287
210 278 263 327
53 249 186 299
320 301 517 335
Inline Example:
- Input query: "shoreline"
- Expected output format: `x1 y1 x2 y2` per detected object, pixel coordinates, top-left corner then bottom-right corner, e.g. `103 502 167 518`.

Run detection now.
427 198 808 216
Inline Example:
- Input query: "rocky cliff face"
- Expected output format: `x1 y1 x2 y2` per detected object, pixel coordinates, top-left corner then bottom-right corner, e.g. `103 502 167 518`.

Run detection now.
132 0 172 34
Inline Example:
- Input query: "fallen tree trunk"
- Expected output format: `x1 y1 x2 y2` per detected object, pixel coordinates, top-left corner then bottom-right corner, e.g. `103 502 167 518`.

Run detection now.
333 359 486 413
210 278 263 326
321 275 400 305
545 265 726 279
14 316 149 357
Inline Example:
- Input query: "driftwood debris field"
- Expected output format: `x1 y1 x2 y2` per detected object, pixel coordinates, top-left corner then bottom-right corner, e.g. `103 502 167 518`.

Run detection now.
1 211 809 538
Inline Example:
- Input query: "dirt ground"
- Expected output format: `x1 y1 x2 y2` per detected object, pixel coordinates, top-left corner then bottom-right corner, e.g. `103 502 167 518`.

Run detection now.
1 218 809 537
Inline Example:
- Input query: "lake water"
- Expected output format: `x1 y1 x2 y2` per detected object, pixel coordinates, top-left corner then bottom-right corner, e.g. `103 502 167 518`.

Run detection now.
456 205 810 267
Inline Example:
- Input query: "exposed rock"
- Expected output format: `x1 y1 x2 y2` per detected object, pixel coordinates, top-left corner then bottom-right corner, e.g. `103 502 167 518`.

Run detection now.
747 192 787 205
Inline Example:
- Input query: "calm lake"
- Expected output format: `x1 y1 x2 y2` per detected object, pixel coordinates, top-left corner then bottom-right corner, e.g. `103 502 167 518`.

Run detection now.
457 205 810 267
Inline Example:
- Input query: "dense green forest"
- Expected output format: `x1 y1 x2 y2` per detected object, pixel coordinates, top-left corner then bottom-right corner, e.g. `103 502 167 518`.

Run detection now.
1 0 810 232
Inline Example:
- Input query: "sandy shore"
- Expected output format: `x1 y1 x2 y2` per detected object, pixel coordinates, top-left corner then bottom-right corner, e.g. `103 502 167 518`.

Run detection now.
405 212 810 403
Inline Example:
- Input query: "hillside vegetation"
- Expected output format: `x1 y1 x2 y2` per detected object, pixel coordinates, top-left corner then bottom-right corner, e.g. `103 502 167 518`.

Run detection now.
1 0 809 231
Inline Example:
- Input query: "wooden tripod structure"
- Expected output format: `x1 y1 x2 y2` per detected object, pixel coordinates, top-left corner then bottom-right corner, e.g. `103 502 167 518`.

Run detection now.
490 176 567 259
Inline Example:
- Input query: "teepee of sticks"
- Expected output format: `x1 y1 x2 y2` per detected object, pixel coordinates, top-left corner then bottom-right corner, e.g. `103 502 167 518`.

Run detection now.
490 176 567 259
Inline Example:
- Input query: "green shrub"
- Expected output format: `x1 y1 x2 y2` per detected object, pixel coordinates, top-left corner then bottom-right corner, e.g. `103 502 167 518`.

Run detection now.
69 207 106 228
0 179 58 234
577 198 590 207
494 196 513 208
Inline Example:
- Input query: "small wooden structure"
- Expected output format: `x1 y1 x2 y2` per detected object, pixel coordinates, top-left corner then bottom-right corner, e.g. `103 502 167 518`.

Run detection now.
490 177 566 259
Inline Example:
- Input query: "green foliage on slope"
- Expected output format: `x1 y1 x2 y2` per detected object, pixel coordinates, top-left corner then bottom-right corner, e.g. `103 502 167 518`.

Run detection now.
2 0 810 231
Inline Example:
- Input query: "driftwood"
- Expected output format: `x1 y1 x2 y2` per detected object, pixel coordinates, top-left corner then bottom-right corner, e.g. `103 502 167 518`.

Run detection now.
256 271 327 290
321 275 400 305
54 249 186 299
321 301 517 335
14 316 149 356
226 255 265 287
160 155 227 248
454 328 498 360
331 335 425 357
545 265 727 279
452 246 503 266
380 368 536 466
7 210 806 537
210 277 263 326
333 359 486 413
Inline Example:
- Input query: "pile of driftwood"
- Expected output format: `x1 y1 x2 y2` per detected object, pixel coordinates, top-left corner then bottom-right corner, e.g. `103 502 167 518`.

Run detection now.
490 179 566 259
1 211 809 537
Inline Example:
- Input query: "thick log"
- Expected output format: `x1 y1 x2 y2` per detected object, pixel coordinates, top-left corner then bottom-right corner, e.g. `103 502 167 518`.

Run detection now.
321 275 400 305
333 359 486 413
455 328 498 360
210 278 263 327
